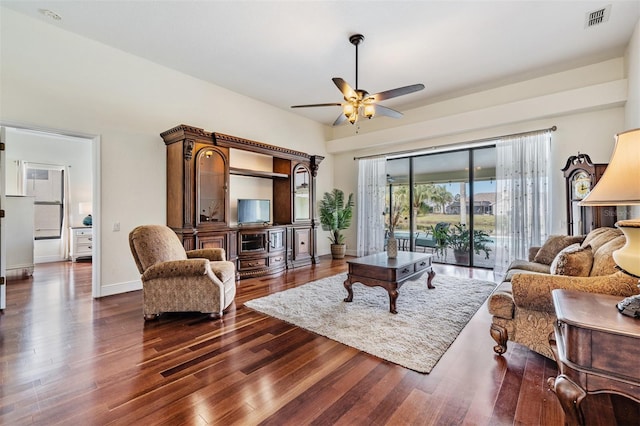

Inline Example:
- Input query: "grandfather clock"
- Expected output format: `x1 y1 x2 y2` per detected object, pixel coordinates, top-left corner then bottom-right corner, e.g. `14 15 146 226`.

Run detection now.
561 153 616 235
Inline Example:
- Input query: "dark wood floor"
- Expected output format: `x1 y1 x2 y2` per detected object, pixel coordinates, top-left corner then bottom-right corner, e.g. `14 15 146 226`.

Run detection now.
1 257 637 425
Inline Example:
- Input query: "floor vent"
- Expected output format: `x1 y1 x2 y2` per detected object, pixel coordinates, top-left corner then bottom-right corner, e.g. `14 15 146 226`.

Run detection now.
585 5 611 28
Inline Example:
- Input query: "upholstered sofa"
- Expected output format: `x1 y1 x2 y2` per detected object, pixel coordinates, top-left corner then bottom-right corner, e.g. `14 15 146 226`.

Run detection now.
488 227 639 359
129 225 237 320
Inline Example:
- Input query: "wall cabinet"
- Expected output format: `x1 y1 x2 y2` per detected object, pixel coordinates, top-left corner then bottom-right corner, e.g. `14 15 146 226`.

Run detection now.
161 125 323 278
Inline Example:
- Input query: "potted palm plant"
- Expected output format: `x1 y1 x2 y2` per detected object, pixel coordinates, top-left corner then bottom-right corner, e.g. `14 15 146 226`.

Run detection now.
319 188 354 259
445 223 492 263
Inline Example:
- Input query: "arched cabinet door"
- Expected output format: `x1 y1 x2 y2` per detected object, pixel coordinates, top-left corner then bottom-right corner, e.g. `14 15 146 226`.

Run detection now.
196 147 228 227
292 164 311 223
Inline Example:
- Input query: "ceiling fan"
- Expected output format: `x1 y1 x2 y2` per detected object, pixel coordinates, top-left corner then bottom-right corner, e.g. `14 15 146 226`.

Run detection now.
291 34 425 126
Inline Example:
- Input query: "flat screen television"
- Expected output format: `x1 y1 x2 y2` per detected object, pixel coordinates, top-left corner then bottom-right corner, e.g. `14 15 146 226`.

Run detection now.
237 199 270 225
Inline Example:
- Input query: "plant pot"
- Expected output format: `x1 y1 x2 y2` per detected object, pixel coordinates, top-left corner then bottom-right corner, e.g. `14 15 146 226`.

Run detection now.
453 249 469 264
331 244 346 259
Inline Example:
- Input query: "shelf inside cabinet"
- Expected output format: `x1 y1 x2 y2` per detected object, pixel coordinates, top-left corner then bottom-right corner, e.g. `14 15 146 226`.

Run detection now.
229 167 288 179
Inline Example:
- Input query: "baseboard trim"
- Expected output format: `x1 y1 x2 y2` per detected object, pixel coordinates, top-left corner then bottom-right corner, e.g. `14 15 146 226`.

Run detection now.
35 255 66 264
98 279 141 298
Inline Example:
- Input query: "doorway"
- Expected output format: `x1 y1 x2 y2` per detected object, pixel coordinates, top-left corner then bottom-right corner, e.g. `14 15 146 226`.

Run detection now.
0 124 100 305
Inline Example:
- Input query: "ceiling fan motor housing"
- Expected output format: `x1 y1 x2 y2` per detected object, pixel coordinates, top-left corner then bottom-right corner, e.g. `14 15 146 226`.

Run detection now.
349 34 365 46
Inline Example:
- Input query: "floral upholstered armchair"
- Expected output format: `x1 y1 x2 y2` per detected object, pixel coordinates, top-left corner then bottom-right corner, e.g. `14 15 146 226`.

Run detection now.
488 227 639 359
129 225 236 320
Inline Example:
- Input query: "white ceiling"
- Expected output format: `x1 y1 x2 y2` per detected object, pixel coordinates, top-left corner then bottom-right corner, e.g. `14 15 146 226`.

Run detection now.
3 1 639 126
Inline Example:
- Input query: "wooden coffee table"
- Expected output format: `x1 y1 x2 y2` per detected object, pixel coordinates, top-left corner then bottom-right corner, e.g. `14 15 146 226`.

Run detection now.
344 251 435 314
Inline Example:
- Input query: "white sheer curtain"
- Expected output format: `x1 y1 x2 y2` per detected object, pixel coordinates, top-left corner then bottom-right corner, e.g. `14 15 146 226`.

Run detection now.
357 156 386 256
494 130 552 276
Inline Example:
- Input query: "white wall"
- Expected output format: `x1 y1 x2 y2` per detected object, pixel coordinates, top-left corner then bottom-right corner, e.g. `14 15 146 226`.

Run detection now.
624 18 640 220
625 19 640 129
4 128 92 263
0 8 331 296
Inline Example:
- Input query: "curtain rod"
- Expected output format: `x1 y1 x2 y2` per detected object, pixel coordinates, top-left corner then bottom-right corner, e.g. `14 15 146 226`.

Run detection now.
353 125 557 160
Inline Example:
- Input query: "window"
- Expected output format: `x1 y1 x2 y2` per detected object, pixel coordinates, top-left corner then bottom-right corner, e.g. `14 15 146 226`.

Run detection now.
24 165 64 239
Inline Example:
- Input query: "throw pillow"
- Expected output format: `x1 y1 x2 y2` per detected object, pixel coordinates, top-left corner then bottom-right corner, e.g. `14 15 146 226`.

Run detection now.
533 235 586 265
590 235 626 276
550 244 593 276
581 227 622 253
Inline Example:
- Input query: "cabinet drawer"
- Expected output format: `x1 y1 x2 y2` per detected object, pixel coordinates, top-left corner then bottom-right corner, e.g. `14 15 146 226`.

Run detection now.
414 257 431 273
75 246 92 256
76 235 93 244
74 229 92 237
269 255 285 267
395 265 414 281
239 257 267 270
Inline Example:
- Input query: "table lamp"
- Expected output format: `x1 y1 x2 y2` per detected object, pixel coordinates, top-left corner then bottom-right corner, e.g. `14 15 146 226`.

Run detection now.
579 128 640 317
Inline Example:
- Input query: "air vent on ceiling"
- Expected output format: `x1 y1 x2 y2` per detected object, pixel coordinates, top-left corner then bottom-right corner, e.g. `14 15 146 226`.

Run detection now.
585 4 611 28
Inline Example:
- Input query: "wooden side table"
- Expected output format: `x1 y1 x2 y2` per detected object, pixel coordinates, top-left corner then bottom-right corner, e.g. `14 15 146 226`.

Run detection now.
70 226 93 262
548 289 640 425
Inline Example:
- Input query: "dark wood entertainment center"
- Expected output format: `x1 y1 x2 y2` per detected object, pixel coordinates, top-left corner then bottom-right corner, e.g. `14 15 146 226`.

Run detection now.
160 124 323 279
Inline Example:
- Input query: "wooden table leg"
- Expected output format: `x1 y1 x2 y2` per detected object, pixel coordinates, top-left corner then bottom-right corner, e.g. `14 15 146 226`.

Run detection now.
343 276 354 303
549 375 587 425
388 288 398 314
427 269 436 289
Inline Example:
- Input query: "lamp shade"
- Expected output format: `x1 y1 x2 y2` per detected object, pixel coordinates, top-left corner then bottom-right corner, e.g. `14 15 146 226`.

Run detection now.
579 128 640 206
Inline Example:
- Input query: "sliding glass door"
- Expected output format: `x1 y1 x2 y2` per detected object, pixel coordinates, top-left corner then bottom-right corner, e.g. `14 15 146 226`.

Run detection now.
386 146 496 268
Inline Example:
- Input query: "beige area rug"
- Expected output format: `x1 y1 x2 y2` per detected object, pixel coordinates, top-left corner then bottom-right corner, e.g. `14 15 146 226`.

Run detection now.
245 273 496 373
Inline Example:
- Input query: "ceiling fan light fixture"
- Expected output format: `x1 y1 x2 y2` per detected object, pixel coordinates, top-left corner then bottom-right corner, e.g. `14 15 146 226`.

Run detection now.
347 110 358 124
364 104 375 119
343 103 355 117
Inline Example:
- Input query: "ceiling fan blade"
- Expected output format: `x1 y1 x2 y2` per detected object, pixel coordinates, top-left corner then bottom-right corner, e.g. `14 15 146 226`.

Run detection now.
333 113 347 126
332 77 357 100
291 103 342 108
369 83 425 102
374 105 403 119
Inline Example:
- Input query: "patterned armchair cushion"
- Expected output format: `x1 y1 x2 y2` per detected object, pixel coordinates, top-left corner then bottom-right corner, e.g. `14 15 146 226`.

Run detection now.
581 227 622 253
141 259 209 281
549 243 593 276
532 234 586 265
590 235 626 276
187 248 226 262
511 270 639 313
506 259 551 275
487 281 514 319
129 225 187 273
210 261 236 283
